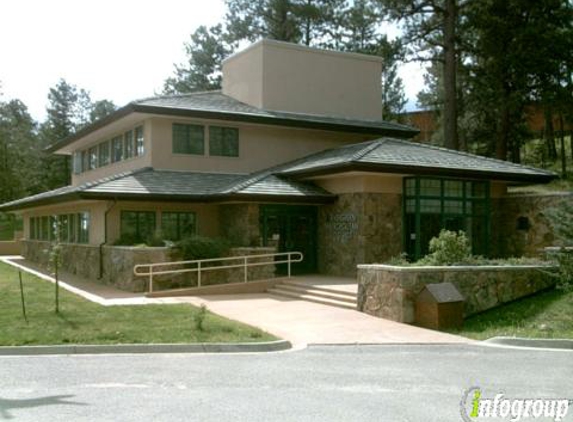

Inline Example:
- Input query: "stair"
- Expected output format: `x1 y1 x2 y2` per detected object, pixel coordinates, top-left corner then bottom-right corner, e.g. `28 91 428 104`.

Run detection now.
267 279 357 310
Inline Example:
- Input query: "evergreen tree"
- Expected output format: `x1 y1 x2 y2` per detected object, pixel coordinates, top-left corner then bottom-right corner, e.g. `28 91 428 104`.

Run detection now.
378 0 462 150
0 99 41 201
163 25 234 94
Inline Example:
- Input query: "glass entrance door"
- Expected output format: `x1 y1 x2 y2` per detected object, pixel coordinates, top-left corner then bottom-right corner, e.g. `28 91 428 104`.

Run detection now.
260 205 317 274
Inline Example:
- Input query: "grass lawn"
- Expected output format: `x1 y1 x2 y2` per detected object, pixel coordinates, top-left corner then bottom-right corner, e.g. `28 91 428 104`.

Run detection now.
451 288 573 340
0 262 276 346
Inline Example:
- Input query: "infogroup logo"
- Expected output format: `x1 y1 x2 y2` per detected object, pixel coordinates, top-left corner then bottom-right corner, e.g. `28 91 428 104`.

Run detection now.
460 387 571 422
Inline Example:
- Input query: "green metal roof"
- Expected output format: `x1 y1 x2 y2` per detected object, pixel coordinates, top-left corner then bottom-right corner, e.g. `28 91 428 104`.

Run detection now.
46 91 419 153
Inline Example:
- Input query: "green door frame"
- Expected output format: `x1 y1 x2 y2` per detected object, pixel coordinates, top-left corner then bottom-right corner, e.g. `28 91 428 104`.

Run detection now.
402 176 491 260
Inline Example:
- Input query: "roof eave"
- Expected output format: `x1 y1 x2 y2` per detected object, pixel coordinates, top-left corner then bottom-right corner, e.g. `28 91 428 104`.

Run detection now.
130 104 419 137
45 104 137 153
282 162 558 184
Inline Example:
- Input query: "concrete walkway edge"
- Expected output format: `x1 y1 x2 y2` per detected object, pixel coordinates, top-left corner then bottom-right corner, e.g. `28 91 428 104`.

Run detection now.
483 337 573 351
0 340 293 356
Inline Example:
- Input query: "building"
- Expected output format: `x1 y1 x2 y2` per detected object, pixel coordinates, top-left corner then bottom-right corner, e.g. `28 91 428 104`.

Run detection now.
0 40 556 286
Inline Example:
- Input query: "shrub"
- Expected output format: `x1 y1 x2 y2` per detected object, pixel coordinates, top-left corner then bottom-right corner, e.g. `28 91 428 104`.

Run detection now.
176 235 231 261
419 229 472 265
194 304 208 331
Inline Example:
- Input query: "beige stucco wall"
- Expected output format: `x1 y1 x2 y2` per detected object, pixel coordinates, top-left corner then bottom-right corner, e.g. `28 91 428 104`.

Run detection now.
150 117 370 173
313 173 404 194
222 39 383 120
71 119 153 186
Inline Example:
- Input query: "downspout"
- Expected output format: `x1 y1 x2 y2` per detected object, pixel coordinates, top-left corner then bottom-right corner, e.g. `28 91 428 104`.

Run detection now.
98 199 117 280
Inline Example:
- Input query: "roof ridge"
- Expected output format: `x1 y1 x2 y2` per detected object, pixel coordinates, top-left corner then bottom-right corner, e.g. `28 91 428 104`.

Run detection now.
350 139 384 161
386 138 557 175
133 90 222 104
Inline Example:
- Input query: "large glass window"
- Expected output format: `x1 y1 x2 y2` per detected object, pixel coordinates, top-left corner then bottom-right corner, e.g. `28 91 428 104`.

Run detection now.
112 136 123 163
403 177 490 260
124 130 134 159
135 126 145 156
172 124 204 155
161 212 196 241
209 126 239 157
98 141 110 167
77 212 90 244
120 211 156 243
88 147 98 170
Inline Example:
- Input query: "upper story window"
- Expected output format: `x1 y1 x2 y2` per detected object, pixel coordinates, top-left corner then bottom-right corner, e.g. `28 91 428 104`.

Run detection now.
98 141 110 167
124 130 134 159
173 123 204 155
209 126 239 157
172 123 239 157
111 135 123 163
73 124 144 175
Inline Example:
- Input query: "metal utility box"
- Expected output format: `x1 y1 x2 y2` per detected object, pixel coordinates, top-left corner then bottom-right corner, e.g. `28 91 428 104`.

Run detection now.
416 282 464 330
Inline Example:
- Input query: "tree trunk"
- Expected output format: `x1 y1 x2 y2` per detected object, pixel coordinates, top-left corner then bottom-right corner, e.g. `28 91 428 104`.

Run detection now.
544 106 557 160
442 0 459 150
496 87 510 160
559 113 567 178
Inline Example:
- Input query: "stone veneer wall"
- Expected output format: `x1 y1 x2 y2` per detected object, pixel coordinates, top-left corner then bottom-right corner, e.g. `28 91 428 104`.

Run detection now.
357 264 555 323
219 204 261 246
21 240 275 293
318 193 402 277
492 192 572 258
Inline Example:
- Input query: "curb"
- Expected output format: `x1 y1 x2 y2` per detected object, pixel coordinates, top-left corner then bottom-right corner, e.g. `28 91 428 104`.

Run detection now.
483 337 573 350
0 340 292 356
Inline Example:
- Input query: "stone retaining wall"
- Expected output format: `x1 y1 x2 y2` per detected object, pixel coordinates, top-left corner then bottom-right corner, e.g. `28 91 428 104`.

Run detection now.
21 240 276 293
492 192 573 258
357 264 555 323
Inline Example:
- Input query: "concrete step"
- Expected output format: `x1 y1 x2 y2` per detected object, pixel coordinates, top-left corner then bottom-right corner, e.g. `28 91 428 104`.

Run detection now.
268 287 356 310
273 283 357 304
280 280 357 299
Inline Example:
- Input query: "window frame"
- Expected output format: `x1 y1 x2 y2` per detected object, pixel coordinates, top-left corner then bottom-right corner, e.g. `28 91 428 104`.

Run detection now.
172 123 205 155
161 211 197 241
208 126 239 157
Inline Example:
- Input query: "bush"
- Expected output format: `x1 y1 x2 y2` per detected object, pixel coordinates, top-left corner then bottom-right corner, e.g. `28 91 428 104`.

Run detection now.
176 235 231 260
194 304 208 331
113 231 167 247
419 229 472 265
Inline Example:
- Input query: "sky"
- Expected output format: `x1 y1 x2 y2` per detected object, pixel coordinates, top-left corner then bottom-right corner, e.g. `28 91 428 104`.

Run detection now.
0 0 425 122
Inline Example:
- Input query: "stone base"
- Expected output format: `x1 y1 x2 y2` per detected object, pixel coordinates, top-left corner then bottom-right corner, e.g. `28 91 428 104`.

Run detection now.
357 264 556 324
21 241 276 293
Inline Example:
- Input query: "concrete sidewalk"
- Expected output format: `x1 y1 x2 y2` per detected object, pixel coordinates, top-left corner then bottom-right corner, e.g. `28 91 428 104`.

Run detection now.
1 256 471 347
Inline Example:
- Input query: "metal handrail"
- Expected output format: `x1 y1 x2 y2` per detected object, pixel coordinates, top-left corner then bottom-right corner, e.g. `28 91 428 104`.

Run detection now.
134 251 304 293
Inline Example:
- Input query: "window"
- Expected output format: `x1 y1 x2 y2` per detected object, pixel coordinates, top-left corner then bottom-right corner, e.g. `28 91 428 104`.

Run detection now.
209 126 239 157
73 152 82 174
58 215 69 242
172 123 204 155
112 136 123 163
135 126 145 156
30 217 36 240
40 216 48 240
124 130 134 159
161 212 196 241
403 177 490 260
77 212 90 244
120 211 156 243
98 141 110 167
88 146 98 170
29 213 88 243
82 150 89 172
